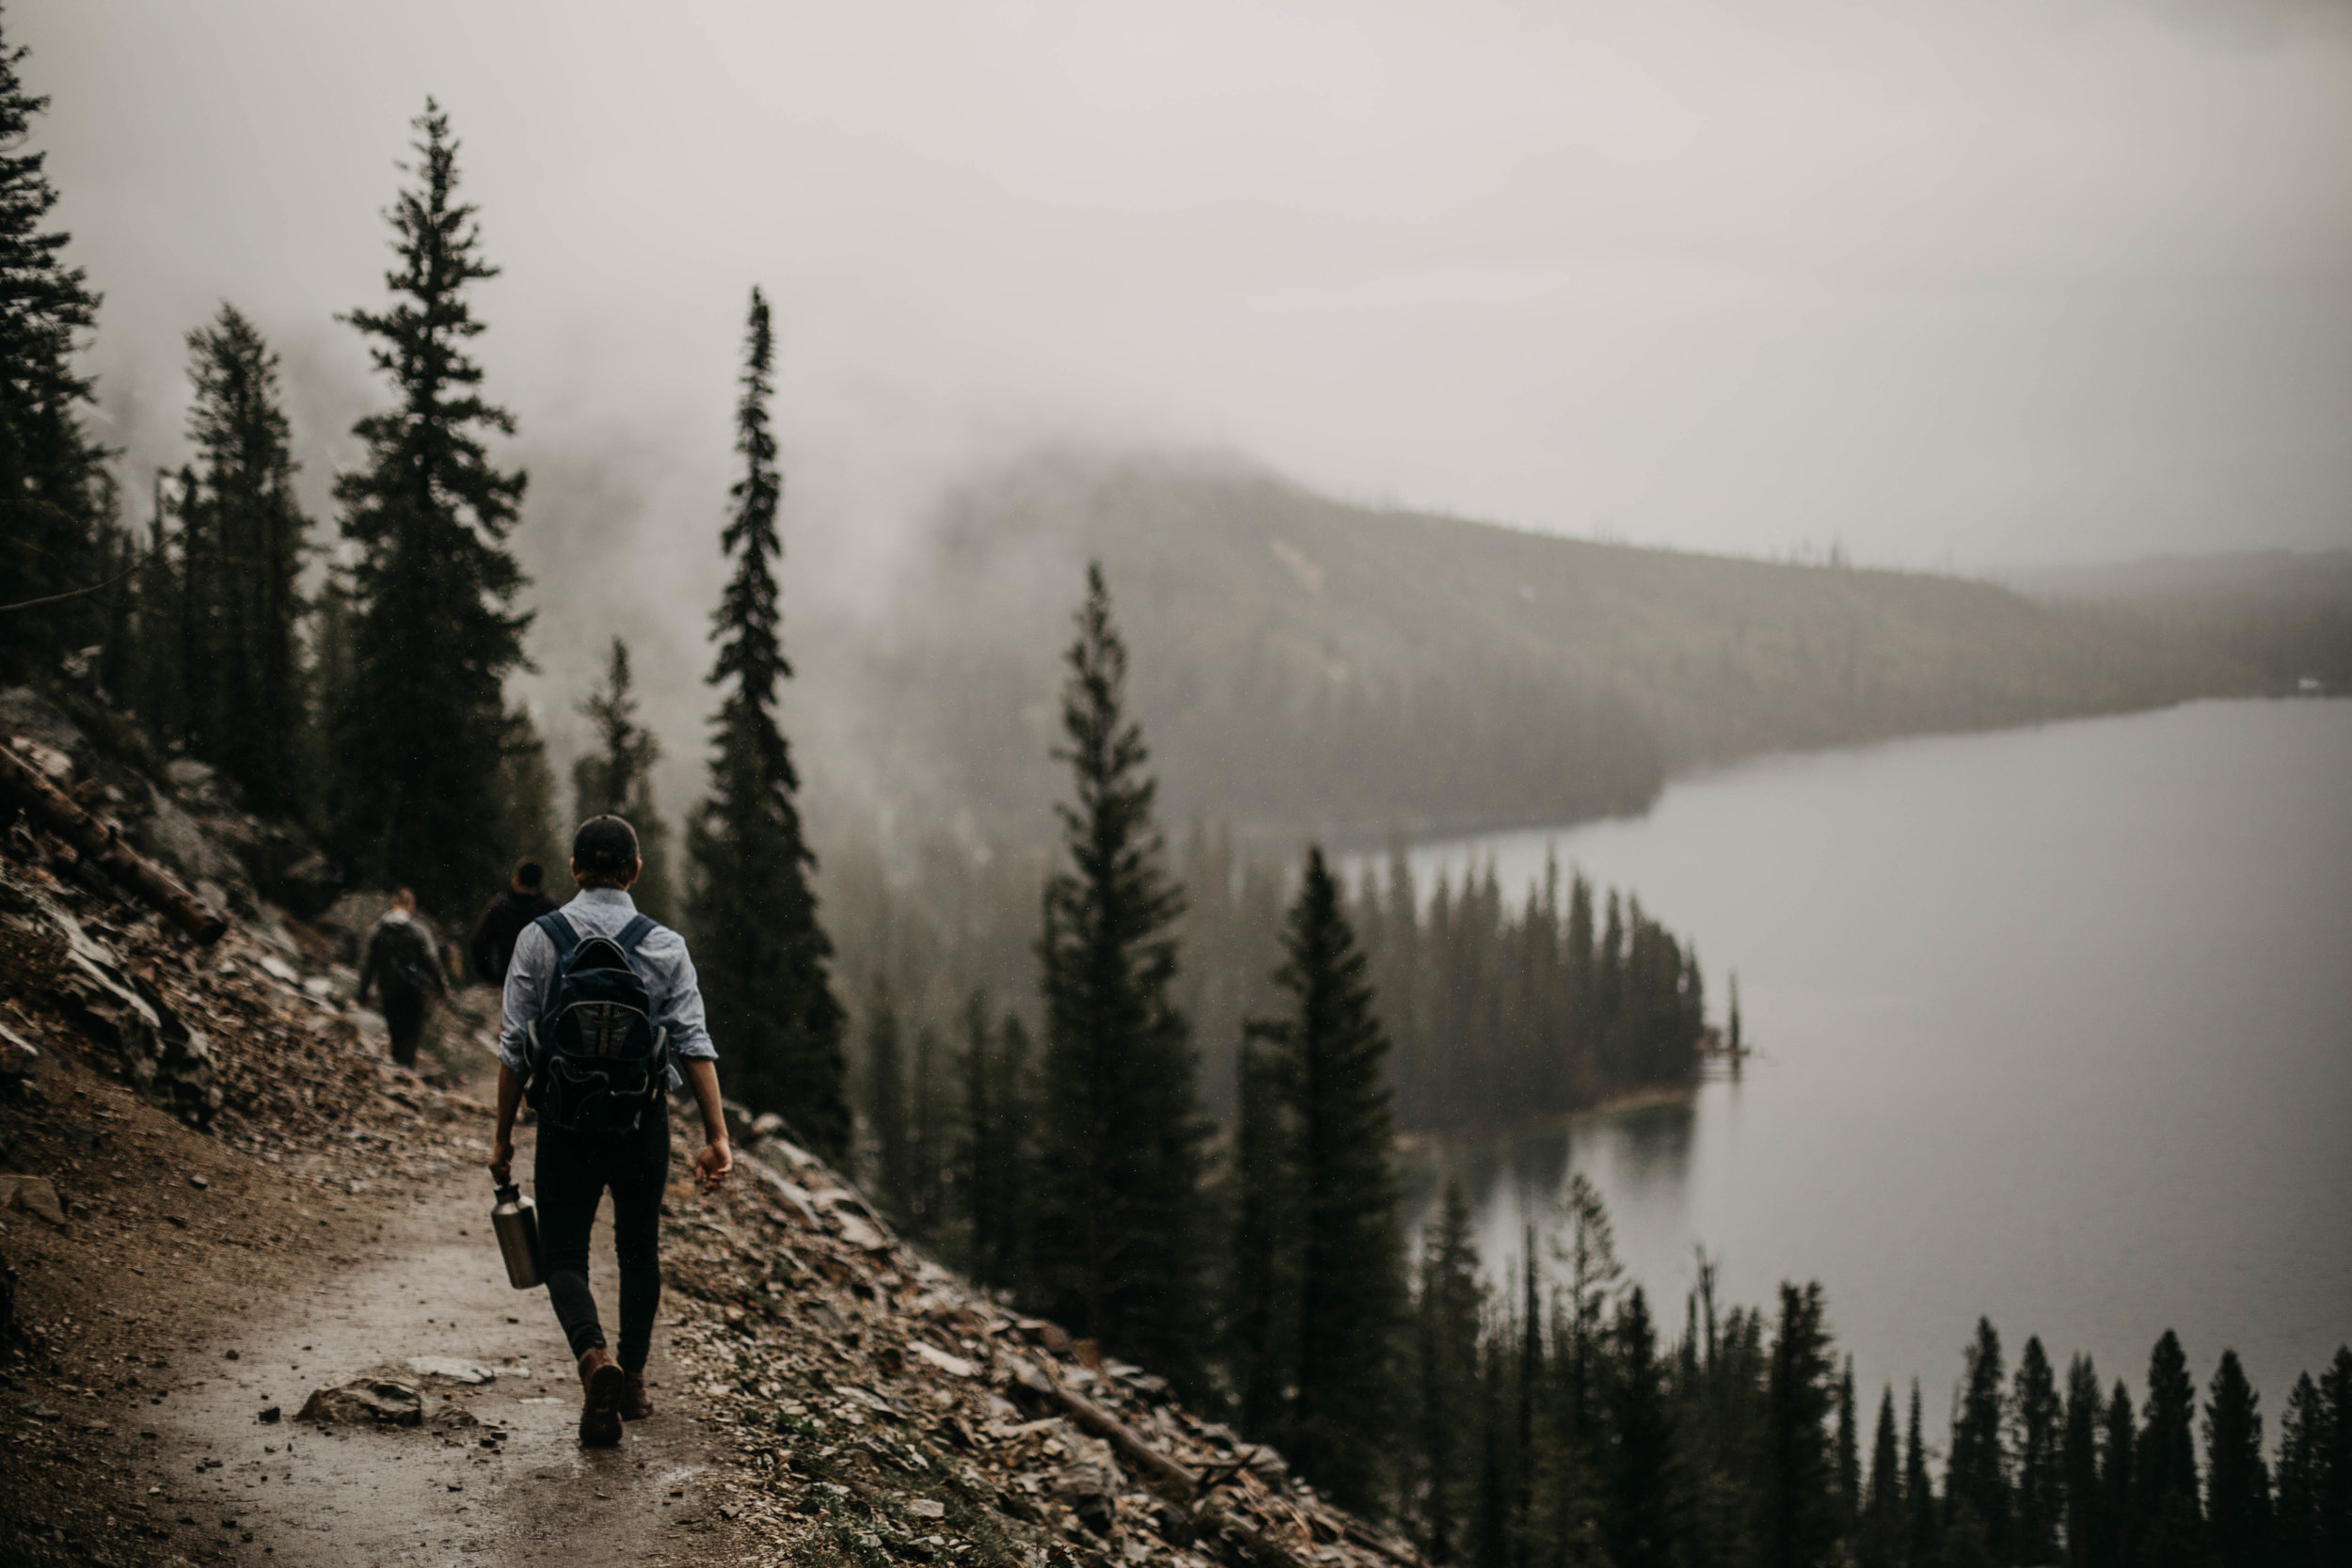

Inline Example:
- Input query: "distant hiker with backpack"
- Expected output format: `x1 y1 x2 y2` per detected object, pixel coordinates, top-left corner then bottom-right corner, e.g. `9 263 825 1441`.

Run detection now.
356 888 447 1069
487 815 732 1448
470 858 561 984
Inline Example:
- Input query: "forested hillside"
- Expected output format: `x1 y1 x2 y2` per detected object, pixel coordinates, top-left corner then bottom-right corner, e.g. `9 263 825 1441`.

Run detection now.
2011 549 2352 696
810 447 2243 847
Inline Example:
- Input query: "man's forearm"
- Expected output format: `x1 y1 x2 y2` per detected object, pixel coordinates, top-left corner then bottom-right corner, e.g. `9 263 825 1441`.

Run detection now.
493 1063 524 1147
683 1058 726 1147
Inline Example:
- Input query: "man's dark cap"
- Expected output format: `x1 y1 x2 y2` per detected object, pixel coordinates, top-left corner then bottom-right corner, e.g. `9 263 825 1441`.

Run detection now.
514 859 545 890
571 816 640 877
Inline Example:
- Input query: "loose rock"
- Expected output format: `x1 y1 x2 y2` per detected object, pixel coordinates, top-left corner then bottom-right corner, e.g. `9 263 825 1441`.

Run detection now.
295 1378 423 1428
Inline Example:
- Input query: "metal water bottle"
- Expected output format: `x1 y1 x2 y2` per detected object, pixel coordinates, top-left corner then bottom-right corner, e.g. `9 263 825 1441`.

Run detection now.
491 1180 543 1290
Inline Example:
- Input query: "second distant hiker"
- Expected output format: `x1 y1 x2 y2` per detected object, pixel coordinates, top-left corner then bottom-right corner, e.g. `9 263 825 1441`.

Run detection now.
470 858 561 985
357 887 448 1069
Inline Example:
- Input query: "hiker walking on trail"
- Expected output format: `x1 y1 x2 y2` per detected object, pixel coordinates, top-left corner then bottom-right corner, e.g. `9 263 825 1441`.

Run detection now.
488 815 732 1449
357 888 447 1069
470 858 560 984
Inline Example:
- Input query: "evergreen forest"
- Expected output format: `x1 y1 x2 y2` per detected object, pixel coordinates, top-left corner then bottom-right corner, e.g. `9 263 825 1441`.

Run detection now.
4 18 2344 1561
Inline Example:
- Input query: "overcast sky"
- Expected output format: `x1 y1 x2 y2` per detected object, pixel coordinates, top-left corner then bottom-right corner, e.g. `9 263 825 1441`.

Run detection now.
26 0 2352 582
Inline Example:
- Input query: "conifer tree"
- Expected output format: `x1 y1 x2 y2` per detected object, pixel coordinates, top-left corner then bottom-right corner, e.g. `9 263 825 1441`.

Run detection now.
1513 1234 1541 1568
572 636 675 919
2318 1349 2352 1568
861 985 909 1214
0 12 113 681
1230 1026 1296 1444
908 1019 946 1238
2202 1349 2271 1568
1905 1382 1940 1568
2014 1335 2063 1566
1764 1281 1842 1568
2101 1382 2137 1568
331 102 531 913
1861 1386 1903 1568
957 997 1031 1297
2136 1332 2203 1568
1554 1173 1624 1458
175 305 309 815
493 707 559 874
686 287 850 1160
1246 845 1405 1513
1476 1335 1513 1568
1606 1286 1674 1568
2274 1372 2321 1568
1032 562 1209 1386
2062 1355 2106 1568
1837 1357 1862 1544
1947 1318 2010 1560
1533 1181 1613 1568
1415 1178 1486 1563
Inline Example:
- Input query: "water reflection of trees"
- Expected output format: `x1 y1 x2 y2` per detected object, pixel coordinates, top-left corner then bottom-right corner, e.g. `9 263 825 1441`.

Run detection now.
1401 1098 1695 1270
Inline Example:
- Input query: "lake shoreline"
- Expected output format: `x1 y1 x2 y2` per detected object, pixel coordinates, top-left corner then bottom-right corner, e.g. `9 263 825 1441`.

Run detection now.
1395 1080 1697 1159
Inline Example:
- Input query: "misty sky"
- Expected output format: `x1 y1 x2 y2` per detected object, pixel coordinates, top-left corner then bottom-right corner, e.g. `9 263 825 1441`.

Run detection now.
27 0 2352 592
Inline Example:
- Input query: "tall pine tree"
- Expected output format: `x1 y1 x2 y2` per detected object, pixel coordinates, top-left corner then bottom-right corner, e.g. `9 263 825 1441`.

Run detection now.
1032 562 1209 1387
1947 1318 2010 1561
2014 1334 2063 1567
2136 1332 2204 1568
331 101 529 913
181 305 309 816
1606 1286 1674 1568
2274 1372 2322 1568
1764 1281 1842 1568
2202 1349 2271 1568
2062 1355 2106 1568
1861 1386 1903 1568
685 287 850 1160
0 11 112 680
1905 1381 1940 1568
1251 845 1405 1513
1415 1177 1486 1564
572 635 675 920
2317 1350 2352 1568
860 983 910 1213
2101 1382 2137 1568
1231 1022 1297 1444
956 996 1031 1297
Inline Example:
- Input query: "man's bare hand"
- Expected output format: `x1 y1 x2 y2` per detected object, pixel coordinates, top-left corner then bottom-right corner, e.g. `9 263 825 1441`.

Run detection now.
487 1137 514 1187
693 1138 732 1194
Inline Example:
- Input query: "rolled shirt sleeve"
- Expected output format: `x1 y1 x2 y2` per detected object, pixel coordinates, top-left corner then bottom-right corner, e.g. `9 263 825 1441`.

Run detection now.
642 928 717 1061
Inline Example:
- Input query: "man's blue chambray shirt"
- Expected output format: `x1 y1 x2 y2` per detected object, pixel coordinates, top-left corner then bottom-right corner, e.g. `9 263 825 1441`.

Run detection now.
497 888 716 1088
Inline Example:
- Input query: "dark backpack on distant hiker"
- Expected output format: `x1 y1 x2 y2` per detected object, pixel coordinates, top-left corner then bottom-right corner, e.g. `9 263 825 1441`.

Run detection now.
523 912 671 1134
375 919 438 997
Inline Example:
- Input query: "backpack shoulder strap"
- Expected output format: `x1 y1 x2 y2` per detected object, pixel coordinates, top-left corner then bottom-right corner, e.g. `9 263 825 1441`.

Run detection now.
533 911 580 966
613 913 659 959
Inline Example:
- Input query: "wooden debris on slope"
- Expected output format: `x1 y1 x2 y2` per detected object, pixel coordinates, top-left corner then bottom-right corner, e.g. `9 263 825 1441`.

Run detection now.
648 1133 1429 1568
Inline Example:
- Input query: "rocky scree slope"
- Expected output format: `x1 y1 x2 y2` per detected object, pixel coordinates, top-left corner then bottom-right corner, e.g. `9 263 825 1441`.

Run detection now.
0 689 1427 1568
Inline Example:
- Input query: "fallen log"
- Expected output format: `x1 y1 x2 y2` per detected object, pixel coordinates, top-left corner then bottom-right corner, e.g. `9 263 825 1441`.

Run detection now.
0 742 226 943
1027 1366 1200 1503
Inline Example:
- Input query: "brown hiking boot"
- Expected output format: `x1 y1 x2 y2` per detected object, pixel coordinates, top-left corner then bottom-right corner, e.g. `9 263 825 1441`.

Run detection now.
578 1347 625 1448
620 1368 652 1422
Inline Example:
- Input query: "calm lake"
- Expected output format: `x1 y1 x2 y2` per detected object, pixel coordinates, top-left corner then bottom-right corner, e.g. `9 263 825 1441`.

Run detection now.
1380 698 2352 1417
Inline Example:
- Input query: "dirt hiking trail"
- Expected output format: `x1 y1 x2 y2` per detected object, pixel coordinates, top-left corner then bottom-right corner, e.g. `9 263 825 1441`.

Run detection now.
148 1117 753 1566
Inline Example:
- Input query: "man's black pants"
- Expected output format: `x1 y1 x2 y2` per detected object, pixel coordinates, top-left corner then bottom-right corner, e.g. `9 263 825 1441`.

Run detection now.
382 989 427 1069
533 1114 668 1372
